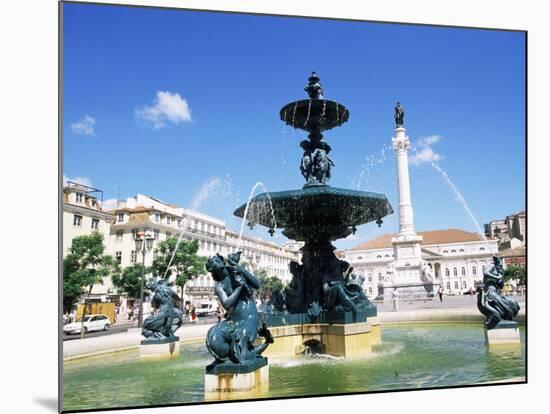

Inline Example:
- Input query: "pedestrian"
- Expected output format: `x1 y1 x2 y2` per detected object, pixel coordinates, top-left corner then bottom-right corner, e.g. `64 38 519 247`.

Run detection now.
392 288 399 312
190 306 197 323
438 285 444 302
128 308 134 321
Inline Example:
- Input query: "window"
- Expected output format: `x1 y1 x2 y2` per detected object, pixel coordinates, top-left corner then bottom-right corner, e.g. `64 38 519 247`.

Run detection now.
443 250 448 254
368 275 372 282
368 287 372 294
91 218 99 230
377 255 382 259
451 249 456 253
154 229 159 240
117 213 124 223
116 230 123 241
75 192 83 203
445 268 450 277
73 214 82 227
166 232 172 238
378 272 382 281
482 265 486 273
446 282 451 290
167 216 172 225
459 249 464 253
461 267 466 276
357 256 363 260
155 213 160 223
115 251 122 264
385 254 390 258
177 218 182 227
462 281 467 289
472 266 477 275
480 247 485 251
454 281 459 289
453 268 458 276
131 250 137 263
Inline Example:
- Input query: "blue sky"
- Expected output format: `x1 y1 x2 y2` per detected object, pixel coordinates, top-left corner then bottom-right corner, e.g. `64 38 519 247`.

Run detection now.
62 3 526 249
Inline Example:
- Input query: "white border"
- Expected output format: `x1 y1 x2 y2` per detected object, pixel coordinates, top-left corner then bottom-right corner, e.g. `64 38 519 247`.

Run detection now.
2 1 547 413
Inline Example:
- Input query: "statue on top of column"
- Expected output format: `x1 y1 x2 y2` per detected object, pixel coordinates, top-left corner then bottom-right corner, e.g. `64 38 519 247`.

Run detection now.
394 102 404 128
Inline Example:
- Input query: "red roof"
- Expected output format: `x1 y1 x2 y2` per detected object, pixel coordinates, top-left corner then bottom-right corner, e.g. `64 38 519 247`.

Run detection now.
349 229 485 251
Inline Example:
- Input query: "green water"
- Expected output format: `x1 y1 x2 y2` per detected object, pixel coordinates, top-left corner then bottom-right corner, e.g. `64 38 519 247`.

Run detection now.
63 324 525 411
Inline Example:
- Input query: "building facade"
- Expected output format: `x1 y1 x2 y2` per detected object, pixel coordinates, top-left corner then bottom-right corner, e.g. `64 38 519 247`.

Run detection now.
484 210 526 245
106 194 301 305
341 229 498 297
62 182 115 300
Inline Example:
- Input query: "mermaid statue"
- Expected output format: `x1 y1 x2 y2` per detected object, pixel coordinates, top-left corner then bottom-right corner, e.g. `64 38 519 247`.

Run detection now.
205 252 273 369
141 278 184 343
477 256 520 329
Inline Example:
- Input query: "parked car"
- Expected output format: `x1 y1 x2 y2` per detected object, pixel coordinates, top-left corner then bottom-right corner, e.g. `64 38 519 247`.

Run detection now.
63 314 112 335
195 302 218 317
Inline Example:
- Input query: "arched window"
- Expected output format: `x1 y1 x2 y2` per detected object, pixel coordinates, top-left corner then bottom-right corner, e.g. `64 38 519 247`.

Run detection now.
385 254 390 258
472 266 477 275
451 249 456 253
459 249 464 253
461 267 466 275
480 247 485 251
453 268 458 276
462 281 467 289
446 282 450 290
357 256 363 260
443 250 448 254
378 273 382 281
377 255 382 259
445 268 450 277
454 281 459 289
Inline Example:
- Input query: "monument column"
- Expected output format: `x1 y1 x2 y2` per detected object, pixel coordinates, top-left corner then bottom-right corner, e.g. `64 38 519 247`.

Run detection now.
392 127 416 236
383 102 435 301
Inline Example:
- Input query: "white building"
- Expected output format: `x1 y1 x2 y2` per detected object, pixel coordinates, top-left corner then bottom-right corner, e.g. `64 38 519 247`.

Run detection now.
62 181 115 300
106 194 301 305
341 229 498 297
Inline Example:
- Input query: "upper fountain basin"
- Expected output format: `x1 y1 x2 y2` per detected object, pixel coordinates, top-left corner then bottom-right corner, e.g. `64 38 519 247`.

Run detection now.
233 185 393 241
280 99 349 133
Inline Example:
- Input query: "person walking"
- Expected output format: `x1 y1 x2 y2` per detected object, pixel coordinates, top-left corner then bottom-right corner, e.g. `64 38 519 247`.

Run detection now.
392 288 399 312
438 286 444 302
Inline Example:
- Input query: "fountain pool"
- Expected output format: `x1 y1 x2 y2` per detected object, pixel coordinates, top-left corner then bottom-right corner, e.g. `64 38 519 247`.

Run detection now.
63 323 525 411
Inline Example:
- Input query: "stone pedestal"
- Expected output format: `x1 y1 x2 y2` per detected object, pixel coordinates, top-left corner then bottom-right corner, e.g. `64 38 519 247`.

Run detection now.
204 357 269 400
139 338 180 359
485 320 521 346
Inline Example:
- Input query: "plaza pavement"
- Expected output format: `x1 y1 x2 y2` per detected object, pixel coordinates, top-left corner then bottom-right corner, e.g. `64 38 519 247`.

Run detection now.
63 295 526 361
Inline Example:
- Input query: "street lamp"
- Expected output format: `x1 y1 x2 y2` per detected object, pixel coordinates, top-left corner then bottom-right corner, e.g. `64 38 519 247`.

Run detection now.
135 229 155 328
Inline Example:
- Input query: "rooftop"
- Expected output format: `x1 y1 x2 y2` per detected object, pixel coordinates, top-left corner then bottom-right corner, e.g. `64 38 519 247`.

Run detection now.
349 229 487 251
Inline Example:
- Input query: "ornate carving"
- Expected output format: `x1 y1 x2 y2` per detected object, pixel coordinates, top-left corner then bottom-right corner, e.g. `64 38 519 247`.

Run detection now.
392 138 410 153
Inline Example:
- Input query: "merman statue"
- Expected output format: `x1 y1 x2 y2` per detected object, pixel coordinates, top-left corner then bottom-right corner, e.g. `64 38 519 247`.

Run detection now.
205 252 273 369
477 256 520 329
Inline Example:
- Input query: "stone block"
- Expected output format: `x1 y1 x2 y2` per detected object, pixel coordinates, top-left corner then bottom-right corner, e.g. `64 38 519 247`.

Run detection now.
204 363 269 400
484 320 521 346
139 340 180 359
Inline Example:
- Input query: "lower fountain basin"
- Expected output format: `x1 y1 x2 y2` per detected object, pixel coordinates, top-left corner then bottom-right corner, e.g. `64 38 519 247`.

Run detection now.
233 185 393 241
63 323 525 411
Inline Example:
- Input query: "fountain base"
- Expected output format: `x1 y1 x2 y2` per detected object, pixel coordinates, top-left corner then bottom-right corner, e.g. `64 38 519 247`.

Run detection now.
485 320 521 346
260 315 381 359
139 338 180 359
380 283 437 304
204 357 269 400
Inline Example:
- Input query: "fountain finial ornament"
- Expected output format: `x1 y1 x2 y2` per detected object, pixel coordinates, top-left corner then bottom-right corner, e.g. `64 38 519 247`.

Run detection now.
304 71 324 99
394 101 405 128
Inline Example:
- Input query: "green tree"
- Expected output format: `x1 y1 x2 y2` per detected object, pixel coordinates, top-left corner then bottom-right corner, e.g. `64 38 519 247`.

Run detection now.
151 237 207 309
504 265 526 286
111 264 146 303
63 232 118 338
257 270 284 299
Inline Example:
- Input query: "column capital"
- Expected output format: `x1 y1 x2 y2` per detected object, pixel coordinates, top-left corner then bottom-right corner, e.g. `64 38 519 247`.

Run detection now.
391 127 410 152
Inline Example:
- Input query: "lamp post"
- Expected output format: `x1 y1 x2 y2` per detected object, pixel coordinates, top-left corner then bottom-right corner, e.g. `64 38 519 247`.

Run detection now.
135 229 155 328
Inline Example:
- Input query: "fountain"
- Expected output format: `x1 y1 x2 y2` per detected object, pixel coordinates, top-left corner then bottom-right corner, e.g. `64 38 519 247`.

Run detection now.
233 72 393 358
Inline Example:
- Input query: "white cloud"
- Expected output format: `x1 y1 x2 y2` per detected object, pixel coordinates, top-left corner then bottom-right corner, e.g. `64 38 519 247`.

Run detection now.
136 91 192 129
71 115 96 136
63 174 93 187
102 198 119 210
410 135 444 166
